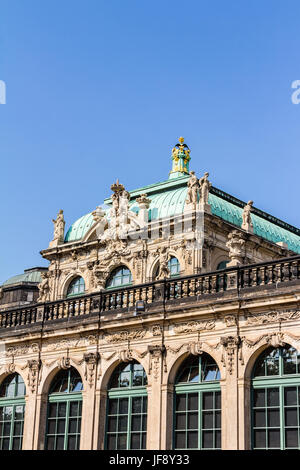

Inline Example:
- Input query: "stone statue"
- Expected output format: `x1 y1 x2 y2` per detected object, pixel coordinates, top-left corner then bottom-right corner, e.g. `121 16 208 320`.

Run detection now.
52 210 65 245
226 230 246 266
37 272 51 302
199 172 212 205
186 171 200 206
92 206 105 223
242 200 254 233
0 287 3 301
157 249 170 279
100 180 141 242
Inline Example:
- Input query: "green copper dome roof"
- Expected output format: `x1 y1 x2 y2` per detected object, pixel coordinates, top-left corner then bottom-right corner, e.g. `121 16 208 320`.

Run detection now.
3 268 45 287
64 175 300 254
65 213 95 243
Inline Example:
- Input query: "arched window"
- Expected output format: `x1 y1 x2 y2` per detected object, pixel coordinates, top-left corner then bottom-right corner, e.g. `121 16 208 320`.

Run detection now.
168 256 181 277
67 277 85 298
217 261 229 270
45 367 83 450
106 266 133 289
174 354 221 450
105 361 147 450
252 345 300 450
0 374 26 450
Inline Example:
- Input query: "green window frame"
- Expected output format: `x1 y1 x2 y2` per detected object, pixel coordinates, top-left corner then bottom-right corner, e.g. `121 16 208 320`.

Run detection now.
45 368 83 450
67 277 85 298
168 257 181 277
105 361 147 450
0 374 26 450
174 354 221 450
252 346 300 450
106 266 133 289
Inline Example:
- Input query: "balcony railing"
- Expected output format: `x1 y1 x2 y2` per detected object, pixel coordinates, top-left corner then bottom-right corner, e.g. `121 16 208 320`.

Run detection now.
0 255 299 330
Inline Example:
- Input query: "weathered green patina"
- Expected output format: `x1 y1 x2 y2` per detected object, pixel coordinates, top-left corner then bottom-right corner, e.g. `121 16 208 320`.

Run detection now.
3 268 44 286
64 173 300 254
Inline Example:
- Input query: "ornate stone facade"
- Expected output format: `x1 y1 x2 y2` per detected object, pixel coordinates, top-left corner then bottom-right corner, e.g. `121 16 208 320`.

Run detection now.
0 138 300 450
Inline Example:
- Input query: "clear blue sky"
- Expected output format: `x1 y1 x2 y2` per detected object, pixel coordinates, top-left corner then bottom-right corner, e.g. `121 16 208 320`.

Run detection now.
0 0 300 283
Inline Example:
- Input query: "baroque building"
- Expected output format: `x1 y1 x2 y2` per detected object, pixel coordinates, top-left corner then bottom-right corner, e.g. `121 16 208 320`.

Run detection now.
0 137 300 450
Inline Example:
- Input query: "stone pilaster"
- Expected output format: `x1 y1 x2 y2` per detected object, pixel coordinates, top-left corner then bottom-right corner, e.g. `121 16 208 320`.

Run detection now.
220 336 241 449
80 352 100 449
146 345 166 449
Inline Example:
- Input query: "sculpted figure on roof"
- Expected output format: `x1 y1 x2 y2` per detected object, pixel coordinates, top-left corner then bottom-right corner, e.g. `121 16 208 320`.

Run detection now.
186 171 200 207
99 180 142 242
199 172 212 205
242 200 254 233
52 210 65 244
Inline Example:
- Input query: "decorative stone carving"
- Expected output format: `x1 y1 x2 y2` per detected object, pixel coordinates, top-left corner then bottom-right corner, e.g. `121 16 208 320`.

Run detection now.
31 343 40 353
37 271 51 302
6 345 29 357
187 342 203 356
199 172 212 213
84 353 100 388
220 336 241 374
242 200 254 233
243 332 286 349
266 333 286 348
185 171 200 208
57 357 71 370
105 329 147 344
5 363 16 374
136 194 151 209
246 310 300 325
45 337 83 352
118 349 133 363
26 360 42 393
99 180 141 242
173 319 215 334
224 315 237 327
226 230 246 267
92 206 106 223
49 210 65 247
156 248 170 279
148 345 167 381
151 325 162 336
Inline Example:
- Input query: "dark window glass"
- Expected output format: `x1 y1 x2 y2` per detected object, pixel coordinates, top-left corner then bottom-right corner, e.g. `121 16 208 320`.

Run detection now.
49 368 83 394
67 277 85 297
109 361 147 389
106 267 133 289
252 346 300 450
176 354 220 384
106 396 147 450
0 374 26 398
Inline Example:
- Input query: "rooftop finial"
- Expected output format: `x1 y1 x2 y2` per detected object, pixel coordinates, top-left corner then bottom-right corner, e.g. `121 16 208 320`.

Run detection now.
169 137 191 179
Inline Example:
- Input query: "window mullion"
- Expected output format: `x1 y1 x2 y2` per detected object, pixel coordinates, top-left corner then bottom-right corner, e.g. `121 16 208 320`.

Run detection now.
64 400 70 450
199 391 202 450
127 396 132 450
9 404 14 450
280 386 285 450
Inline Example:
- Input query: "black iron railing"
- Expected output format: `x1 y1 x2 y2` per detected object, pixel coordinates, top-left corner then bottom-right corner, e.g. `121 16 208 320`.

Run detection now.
0 255 299 330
